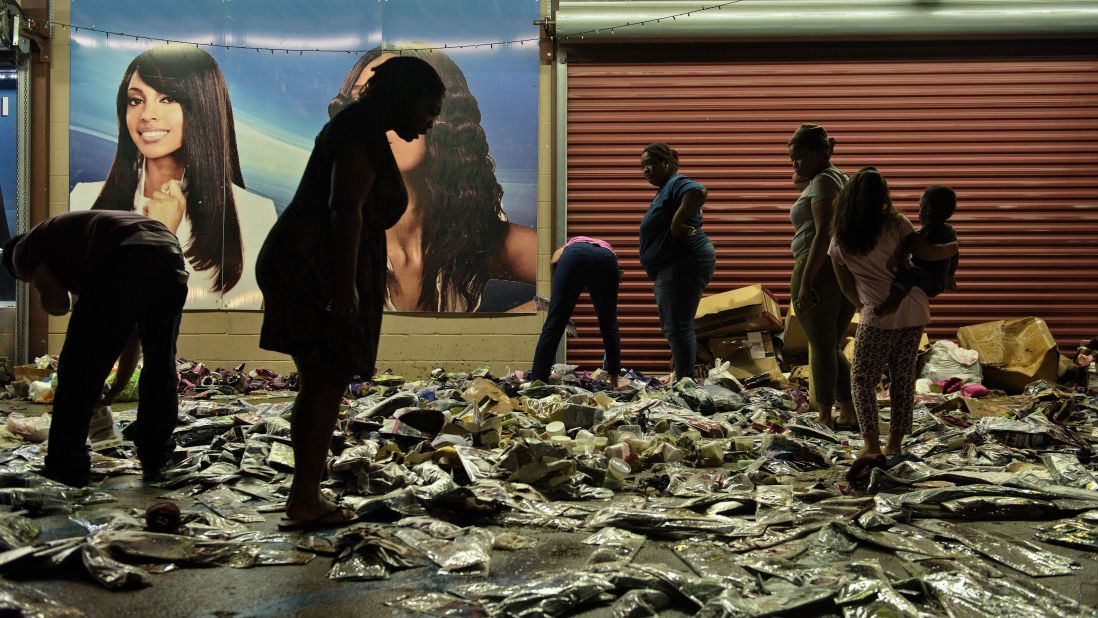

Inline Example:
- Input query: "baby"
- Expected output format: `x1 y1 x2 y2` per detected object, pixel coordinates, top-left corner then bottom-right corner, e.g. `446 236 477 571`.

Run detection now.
877 185 959 316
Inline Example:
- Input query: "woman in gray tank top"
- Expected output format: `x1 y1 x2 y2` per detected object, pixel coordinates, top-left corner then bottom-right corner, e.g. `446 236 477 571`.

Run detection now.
787 124 857 430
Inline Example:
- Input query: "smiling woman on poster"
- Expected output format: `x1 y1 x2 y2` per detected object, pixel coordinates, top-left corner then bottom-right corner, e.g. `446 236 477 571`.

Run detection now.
68 44 277 310
328 44 536 312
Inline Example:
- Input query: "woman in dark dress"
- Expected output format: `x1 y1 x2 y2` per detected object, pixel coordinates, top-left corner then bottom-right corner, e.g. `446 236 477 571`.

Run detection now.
256 57 444 529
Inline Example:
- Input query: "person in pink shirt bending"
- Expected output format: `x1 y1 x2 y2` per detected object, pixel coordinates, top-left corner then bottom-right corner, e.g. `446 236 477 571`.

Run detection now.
529 237 623 384
828 168 958 457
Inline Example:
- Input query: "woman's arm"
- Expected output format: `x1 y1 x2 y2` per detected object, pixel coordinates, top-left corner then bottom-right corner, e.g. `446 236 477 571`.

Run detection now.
670 189 707 238
549 245 565 278
909 231 959 262
327 143 376 317
102 330 140 406
832 260 862 309
497 223 537 284
796 194 837 311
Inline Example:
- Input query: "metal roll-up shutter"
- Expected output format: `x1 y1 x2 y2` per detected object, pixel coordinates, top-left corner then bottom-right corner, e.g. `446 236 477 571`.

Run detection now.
566 58 1098 375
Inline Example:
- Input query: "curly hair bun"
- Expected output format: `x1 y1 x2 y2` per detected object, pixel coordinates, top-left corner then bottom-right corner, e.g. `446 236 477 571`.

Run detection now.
642 142 679 164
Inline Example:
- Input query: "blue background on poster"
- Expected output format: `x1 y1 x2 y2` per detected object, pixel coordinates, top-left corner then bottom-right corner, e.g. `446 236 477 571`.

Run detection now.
0 71 17 302
68 0 539 228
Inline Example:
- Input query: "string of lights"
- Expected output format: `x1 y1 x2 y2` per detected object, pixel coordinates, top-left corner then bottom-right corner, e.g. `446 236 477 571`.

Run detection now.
559 0 746 39
18 2 745 54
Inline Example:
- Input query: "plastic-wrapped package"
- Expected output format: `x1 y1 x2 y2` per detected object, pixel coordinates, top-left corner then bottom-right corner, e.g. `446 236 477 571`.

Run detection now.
693 582 835 617
1040 452 1098 491
327 552 388 581
828 561 929 618
68 509 144 535
0 580 84 617
674 378 716 416
392 526 494 573
0 486 114 513
1034 518 1098 551
172 416 237 447
672 542 760 593
80 541 153 590
920 340 982 384
700 383 745 411
196 486 265 523
583 527 646 567
609 589 672 618
836 521 954 558
0 512 39 551
481 570 617 617
584 504 753 539
916 559 1095 618
915 519 1078 576
6 414 52 443
386 591 487 615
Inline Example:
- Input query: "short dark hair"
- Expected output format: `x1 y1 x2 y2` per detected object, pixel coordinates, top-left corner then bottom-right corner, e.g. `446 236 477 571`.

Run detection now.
921 185 957 223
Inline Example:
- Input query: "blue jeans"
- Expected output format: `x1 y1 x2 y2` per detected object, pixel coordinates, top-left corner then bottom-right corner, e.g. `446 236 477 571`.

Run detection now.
653 239 716 380
530 242 621 381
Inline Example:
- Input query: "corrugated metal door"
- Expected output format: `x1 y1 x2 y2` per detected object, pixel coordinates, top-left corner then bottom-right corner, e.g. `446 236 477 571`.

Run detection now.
566 58 1098 376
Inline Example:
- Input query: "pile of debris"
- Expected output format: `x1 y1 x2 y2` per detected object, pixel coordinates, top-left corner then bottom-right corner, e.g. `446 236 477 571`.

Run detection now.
0 359 1094 616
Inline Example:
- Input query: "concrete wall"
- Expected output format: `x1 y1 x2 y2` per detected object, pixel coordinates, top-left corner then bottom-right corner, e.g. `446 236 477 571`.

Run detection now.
46 0 552 377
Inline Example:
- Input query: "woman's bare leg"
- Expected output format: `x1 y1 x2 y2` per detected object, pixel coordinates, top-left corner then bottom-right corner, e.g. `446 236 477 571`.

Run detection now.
285 360 349 521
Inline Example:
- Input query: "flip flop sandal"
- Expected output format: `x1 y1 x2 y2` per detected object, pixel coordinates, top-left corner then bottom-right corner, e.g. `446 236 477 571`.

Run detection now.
277 506 356 532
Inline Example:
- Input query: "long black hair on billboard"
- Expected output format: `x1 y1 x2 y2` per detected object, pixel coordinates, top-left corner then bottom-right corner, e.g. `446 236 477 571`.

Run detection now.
93 44 244 294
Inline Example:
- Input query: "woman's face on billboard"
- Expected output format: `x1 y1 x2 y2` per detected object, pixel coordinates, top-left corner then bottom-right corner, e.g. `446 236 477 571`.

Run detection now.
126 71 185 163
357 54 428 173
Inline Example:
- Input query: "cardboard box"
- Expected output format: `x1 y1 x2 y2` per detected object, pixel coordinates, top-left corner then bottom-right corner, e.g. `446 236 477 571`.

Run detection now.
14 365 53 382
957 317 1060 394
695 285 783 338
708 331 783 381
782 305 860 358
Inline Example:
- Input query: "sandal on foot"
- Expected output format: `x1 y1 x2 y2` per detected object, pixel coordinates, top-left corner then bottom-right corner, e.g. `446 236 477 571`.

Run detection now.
278 506 356 531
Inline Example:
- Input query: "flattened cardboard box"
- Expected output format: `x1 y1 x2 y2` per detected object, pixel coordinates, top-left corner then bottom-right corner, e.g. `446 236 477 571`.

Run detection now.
957 317 1059 395
695 285 783 338
708 331 783 381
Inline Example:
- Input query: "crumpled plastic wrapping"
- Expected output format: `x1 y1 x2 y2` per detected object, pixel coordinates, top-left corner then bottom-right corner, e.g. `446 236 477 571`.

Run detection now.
386 591 488 616
583 526 646 567
392 525 494 573
915 558 1096 618
475 570 617 617
914 519 1079 576
1035 517 1098 551
0 511 40 550
0 579 85 617
0 358 1095 613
